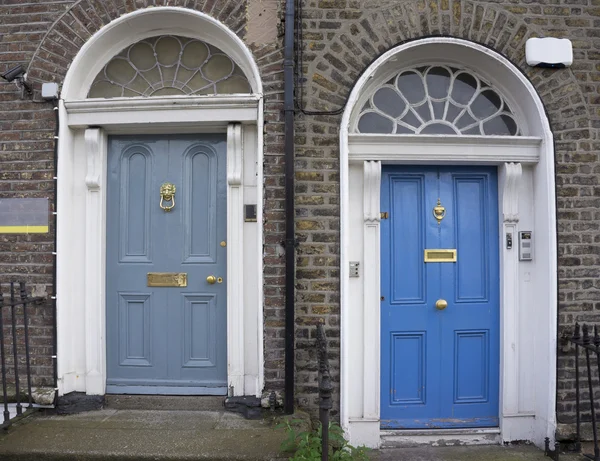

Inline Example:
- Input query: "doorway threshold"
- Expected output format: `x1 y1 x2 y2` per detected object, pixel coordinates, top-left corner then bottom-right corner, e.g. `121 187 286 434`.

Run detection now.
381 427 501 448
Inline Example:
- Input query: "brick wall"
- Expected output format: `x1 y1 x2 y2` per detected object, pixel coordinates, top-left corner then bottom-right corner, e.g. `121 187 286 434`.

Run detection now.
2 0 600 426
293 0 600 422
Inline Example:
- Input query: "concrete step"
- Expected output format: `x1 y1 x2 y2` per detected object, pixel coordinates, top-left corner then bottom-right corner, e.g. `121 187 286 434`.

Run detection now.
0 409 287 461
381 427 501 448
105 394 225 411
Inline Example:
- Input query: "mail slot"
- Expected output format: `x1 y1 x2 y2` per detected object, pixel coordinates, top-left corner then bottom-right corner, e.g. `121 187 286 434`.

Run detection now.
147 272 188 287
424 249 457 263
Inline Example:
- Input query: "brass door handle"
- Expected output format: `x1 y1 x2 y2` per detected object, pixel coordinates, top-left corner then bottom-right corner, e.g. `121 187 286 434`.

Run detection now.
207 275 217 284
435 299 448 310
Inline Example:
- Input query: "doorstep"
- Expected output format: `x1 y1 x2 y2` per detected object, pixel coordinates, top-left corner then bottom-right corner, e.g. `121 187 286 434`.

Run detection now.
381 427 501 448
0 407 287 461
372 444 587 460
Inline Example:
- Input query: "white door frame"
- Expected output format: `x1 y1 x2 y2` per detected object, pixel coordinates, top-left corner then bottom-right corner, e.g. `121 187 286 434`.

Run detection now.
55 7 264 399
339 38 557 449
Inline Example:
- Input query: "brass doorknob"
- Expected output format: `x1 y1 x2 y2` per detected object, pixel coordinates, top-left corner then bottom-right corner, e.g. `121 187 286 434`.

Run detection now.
206 275 217 284
435 299 448 310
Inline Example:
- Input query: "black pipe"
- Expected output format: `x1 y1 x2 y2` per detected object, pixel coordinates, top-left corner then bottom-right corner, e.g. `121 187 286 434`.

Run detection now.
283 0 296 415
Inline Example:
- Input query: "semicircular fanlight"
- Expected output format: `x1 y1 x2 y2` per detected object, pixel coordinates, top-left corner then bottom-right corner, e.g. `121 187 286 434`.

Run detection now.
87 35 252 98
355 65 520 136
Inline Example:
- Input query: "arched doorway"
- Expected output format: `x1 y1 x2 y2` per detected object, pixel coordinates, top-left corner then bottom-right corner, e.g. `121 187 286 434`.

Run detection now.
339 38 556 449
56 7 264 399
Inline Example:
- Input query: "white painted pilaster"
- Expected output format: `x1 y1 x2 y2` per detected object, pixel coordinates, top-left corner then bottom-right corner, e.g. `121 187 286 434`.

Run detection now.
363 160 381 420
84 128 107 395
500 162 522 418
227 123 245 396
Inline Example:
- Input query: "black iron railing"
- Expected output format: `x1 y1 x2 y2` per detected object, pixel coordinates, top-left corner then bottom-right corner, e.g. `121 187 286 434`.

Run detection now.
316 323 333 461
0 282 46 429
560 322 600 461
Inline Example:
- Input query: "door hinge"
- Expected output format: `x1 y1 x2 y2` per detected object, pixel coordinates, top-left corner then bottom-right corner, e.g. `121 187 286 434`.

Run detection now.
380 212 389 219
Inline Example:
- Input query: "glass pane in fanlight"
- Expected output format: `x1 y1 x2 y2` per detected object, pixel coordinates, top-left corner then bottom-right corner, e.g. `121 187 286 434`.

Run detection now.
105 58 136 85
129 41 156 71
420 123 458 135
396 71 426 104
160 65 178 86
357 112 394 133
395 124 415 134
216 75 252 93
372 87 406 118
128 75 150 94
88 81 122 98
425 67 451 99
141 67 162 86
502 114 518 135
463 126 482 135
471 89 502 120
414 103 432 123
455 111 476 129
155 36 181 66
203 55 235 81
482 114 518 136
432 101 446 120
175 67 195 86
401 110 422 129
152 87 186 96
187 73 212 93
451 72 478 105
196 85 217 95
181 40 210 68
445 103 463 123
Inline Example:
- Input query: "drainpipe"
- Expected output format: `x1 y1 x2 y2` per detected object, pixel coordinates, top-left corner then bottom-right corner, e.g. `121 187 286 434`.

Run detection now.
283 0 296 415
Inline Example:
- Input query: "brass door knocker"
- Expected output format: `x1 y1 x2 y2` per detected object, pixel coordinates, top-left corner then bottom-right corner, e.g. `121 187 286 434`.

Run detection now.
160 183 176 212
433 198 445 225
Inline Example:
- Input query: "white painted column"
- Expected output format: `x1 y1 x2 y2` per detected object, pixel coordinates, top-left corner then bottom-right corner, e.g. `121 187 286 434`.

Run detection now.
363 161 381 419
500 162 522 418
227 123 245 396
83 128 107 395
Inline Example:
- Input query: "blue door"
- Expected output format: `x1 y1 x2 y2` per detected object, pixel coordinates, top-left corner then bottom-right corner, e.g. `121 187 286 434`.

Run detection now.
106 135 227 395
380 166 499 428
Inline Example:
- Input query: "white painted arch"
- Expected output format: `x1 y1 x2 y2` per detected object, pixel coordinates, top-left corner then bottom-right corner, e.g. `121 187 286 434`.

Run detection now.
339 37 557 449
56 7 264 399
61 7 262 100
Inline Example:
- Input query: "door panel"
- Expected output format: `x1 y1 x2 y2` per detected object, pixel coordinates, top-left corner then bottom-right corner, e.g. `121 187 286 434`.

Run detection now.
106 134 227 395
381 166 499 428
119 146 152 262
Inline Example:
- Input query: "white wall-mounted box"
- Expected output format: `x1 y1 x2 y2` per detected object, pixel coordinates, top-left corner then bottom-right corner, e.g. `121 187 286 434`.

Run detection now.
526 37 572 68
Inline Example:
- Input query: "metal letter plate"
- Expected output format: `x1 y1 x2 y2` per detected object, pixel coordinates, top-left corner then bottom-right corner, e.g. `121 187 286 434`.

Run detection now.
424 249 457 263
147 272 188 287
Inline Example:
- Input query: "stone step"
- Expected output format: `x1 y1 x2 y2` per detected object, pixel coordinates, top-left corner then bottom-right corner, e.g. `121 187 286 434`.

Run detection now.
0 409 287 461
105 394 226 411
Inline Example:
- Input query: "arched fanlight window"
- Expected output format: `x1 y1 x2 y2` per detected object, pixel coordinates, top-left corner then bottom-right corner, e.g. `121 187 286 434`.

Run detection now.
87 35 251 98
355 65 520 136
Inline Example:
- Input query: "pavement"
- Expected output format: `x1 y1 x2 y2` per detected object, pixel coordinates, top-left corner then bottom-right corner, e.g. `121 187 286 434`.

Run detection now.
0 406 589 461
0 408 288 460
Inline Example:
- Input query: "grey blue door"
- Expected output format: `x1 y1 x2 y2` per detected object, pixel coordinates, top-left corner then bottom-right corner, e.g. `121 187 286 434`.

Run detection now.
106 135 227 395
380 166 499 428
